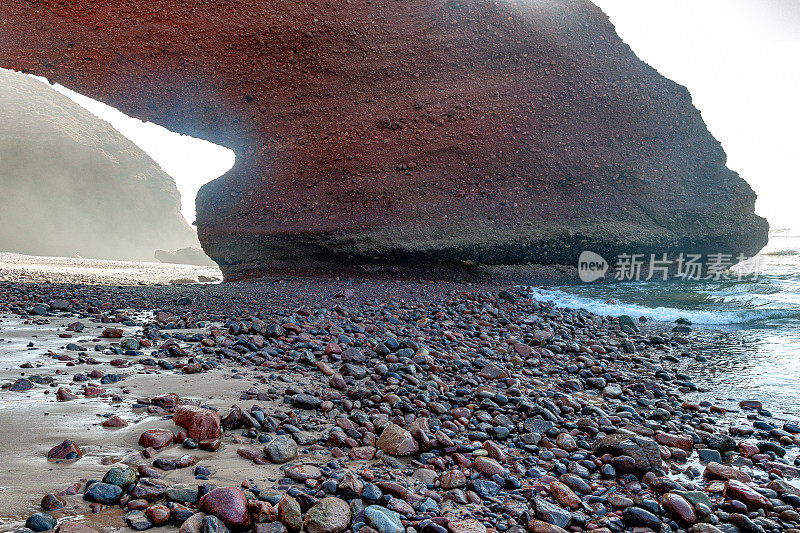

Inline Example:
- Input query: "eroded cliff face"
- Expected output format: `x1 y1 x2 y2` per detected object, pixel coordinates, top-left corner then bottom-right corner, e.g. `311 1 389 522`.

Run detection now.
0 68 198 261
0 0 768 278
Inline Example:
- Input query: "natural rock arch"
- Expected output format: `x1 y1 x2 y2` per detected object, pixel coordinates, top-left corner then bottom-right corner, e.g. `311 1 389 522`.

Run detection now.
0 0 768 279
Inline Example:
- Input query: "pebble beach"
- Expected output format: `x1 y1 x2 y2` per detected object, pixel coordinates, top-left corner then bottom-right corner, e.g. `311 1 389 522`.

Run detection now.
1 255 799 533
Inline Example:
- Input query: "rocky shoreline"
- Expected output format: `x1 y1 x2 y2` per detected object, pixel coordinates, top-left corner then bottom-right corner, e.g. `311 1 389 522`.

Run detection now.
2 276 800 533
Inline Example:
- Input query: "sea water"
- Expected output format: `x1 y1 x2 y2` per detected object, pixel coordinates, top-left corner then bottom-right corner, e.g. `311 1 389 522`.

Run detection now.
524 229 800 420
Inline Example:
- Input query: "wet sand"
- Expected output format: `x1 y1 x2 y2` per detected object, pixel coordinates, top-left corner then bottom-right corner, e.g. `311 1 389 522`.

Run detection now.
0 314 332 530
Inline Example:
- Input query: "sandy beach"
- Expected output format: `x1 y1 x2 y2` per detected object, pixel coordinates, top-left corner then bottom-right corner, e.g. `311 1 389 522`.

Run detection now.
0 253 222 286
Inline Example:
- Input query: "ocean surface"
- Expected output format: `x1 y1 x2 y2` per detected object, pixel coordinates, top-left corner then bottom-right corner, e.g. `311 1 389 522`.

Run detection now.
525 228 800 421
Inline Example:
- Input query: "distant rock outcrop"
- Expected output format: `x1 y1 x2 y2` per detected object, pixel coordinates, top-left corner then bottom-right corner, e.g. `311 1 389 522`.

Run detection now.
155 247 217 267
0 68 199 261
0 0 768 278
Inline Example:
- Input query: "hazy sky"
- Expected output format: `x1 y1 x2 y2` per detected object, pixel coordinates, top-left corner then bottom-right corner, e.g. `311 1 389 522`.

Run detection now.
45 0 799 229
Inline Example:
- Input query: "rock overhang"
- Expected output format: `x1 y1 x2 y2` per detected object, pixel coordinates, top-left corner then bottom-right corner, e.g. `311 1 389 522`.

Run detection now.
0 0 768 279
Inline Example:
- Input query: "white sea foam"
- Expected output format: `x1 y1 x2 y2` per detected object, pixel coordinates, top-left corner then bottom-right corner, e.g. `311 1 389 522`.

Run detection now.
520 287 797 326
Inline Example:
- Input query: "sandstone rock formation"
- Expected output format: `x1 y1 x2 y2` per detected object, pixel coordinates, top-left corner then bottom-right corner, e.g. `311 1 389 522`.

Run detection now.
0 68 198 261
0 0 768 278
